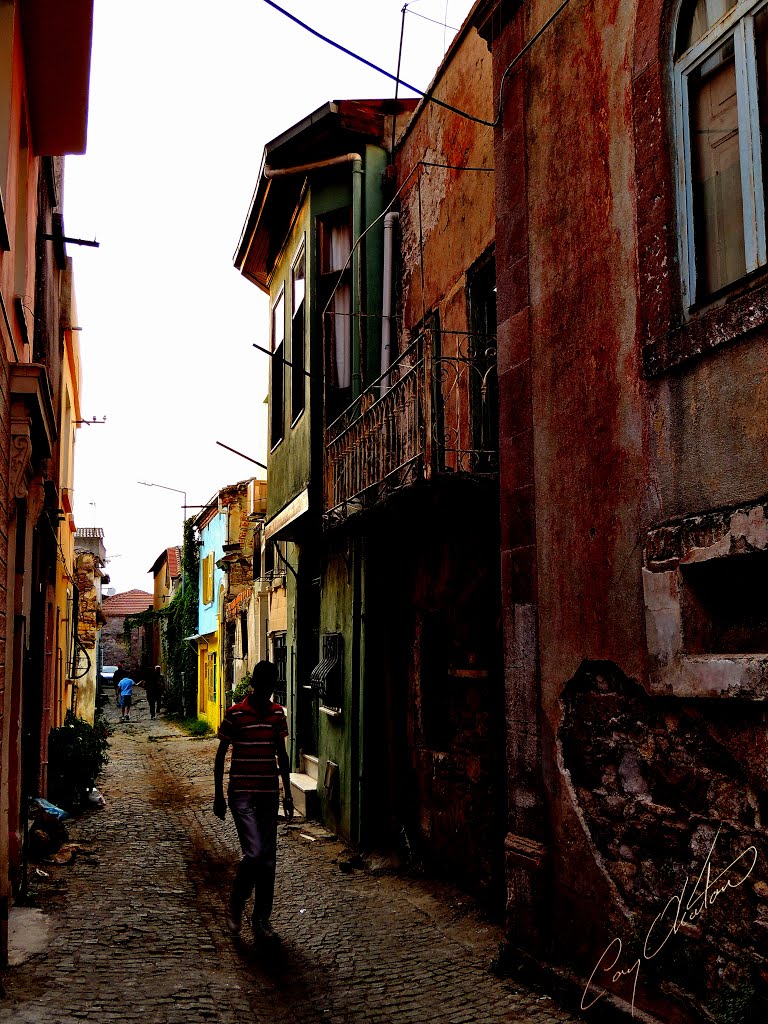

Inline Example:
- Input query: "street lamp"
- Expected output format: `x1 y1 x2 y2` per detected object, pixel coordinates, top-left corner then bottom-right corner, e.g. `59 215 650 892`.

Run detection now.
137 480 187 595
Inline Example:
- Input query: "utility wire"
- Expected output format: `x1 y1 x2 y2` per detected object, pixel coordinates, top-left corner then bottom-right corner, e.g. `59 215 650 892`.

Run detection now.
406 7 458 32
261 0 575 129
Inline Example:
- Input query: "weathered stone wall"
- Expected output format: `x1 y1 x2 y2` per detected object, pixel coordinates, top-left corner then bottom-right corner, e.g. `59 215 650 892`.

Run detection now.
220 482 256 592
395 21 494 347
74 553 98 650
482 0 768 1017
100 615 143 673
559 662 768 1017
73 552 99 723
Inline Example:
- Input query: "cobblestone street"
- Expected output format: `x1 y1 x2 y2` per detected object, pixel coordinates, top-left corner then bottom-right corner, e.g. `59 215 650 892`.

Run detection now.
0 695 580 1024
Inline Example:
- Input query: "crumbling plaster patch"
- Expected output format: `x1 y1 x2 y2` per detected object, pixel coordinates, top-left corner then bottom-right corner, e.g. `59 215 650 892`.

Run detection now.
558 660 768 1014
643 499 768 698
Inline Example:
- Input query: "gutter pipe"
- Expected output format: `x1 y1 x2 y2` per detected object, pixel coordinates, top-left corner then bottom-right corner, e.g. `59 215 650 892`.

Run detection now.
264 152 362 179
380 211 398 393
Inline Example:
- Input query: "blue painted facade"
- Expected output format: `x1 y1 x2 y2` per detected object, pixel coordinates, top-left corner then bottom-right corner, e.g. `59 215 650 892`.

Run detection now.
198 508 226 636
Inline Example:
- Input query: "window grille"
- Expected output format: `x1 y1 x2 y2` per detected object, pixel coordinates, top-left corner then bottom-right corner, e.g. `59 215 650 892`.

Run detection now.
310 633 342 713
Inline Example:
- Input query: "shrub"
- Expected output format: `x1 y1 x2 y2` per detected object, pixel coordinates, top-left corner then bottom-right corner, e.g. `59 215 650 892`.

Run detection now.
166 716 213 737
186 718 212 737
47 709 110 811
232 672 251 705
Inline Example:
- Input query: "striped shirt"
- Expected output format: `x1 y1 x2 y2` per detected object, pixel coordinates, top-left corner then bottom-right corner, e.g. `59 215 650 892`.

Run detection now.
217 697 288 795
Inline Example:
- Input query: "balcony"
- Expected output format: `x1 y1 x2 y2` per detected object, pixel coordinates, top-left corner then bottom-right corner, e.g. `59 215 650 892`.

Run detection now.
324 329 497 525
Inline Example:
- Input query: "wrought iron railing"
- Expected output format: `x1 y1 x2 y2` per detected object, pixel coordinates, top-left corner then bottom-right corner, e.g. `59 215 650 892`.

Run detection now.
324 330 496 522
432 331 498 475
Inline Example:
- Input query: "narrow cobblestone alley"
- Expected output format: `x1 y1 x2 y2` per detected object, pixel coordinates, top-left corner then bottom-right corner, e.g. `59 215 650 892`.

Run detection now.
0 696 580 1024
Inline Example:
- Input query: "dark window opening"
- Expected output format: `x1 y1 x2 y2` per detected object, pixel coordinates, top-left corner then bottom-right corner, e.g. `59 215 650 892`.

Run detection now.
681 551 768 654
318 208 353 424
272 632 287 706
466 250 498 469
263 540 274 577
240 610 248 659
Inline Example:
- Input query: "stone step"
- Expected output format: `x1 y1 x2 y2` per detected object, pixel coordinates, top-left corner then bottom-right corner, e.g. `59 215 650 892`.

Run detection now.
289 772 319 819
302 753 319 782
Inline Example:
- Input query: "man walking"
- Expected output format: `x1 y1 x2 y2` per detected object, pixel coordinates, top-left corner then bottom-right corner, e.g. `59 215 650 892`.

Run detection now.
113 661 127 706
144 665 164 719
117 672 142 722
213 660 294 941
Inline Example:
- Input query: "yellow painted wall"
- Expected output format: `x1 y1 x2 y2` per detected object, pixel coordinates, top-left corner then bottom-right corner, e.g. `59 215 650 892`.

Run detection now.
197 632 222 730
53 280 81 727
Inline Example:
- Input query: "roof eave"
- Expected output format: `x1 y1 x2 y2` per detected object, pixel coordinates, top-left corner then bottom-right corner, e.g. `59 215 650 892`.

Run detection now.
21 0 94 155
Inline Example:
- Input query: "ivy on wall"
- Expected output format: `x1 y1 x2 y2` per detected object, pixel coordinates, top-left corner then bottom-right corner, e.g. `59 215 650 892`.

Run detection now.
123 518 200 717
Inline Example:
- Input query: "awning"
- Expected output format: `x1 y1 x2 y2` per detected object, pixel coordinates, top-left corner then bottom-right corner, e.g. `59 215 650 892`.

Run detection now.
183 633 209 645
264 488 310 542
21 0 94 155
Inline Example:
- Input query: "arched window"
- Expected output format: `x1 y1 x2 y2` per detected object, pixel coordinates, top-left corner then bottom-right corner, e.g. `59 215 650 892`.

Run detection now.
674 0 768 305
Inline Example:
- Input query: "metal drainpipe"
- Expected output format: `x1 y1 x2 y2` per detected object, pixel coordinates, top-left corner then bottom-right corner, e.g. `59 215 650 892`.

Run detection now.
380 211 399 393
349 159 364 843
351 156 363 400
351 535 363 846
264 153 362 179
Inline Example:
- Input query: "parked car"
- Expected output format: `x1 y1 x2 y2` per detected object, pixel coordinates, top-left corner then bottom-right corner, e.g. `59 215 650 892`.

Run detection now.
99 665 118 686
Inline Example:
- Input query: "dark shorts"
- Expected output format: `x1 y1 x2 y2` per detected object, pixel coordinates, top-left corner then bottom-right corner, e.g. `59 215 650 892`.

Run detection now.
119 695 132 709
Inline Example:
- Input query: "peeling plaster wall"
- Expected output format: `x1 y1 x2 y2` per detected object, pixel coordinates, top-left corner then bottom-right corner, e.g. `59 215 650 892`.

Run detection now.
486 0 768 1015
526 0 648 700
396 25 494 343
649 340 768 521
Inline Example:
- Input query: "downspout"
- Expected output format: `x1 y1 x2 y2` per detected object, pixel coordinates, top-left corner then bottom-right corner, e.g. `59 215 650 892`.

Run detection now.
351 536 363 846
351 156 363 400
380 211 399 394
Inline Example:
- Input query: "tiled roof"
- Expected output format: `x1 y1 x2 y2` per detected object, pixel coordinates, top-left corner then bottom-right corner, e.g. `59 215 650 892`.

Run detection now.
75 527 104 539
148 546 183 578
102 589 153 617
224 585 253 622
167 546 182 579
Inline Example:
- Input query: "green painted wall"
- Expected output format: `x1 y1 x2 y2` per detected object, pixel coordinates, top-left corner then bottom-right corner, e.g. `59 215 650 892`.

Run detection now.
264 144 393 841
316 538 355 838
266 200 312 521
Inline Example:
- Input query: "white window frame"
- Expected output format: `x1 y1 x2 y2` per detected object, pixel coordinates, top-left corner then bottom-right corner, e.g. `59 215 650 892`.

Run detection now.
290 239 306 427
270 285 286 450
674 0 768 307
271 286 285 353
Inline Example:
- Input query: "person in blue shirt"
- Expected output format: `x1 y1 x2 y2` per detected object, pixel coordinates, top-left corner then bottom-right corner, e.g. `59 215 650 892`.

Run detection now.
117 674 143 722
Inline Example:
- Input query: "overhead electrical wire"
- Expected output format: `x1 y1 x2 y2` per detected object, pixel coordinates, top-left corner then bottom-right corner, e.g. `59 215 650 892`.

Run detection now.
261 0 576 129
406 7 458 32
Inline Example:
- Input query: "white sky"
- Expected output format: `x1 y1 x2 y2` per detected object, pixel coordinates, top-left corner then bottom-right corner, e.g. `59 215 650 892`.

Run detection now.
65 0 477 594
